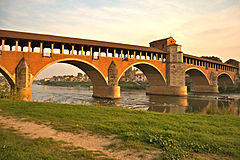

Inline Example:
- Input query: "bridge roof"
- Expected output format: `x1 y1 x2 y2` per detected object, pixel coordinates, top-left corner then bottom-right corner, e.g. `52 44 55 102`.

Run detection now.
0 29 166 54
183 53 238 68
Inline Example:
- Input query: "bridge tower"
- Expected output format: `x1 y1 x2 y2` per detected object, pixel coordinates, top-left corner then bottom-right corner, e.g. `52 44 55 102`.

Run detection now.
148 38 187 96
164 44 187 96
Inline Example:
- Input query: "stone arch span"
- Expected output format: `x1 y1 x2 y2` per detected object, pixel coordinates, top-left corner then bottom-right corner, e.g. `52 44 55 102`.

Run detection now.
185 68 210 86
0 65 15 88
118 62 166 86
217 73 234 86
31 58 108 87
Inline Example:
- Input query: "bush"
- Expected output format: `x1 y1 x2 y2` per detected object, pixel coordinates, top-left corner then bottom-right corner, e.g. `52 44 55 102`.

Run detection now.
0 85 10 98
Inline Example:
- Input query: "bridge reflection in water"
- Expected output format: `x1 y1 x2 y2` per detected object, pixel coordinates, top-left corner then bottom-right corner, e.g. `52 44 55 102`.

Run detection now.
31 84 240 116
148 94 240 116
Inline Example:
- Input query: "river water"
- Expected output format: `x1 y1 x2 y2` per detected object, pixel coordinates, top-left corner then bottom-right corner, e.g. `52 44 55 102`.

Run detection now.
31 84 240 116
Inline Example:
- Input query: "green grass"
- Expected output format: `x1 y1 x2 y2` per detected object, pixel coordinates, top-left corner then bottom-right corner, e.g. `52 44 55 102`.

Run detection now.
40 81 147 90
0 99 240 159
119 81 146 90
219 85 240 93
0 126 110 160
41 81 93 87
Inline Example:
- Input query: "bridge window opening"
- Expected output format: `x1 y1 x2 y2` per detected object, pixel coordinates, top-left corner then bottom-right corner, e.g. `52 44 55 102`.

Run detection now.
85 51 91 56
70 50 77 55
3 45 11 51
108 52 113 57
93 52 99 59
172 55 176 61
32 47 39 53
12 46 20 52
22 46 29 52
43 48 51 57
53 49 61 54
62 49 69 54
100 51 106 57
146 55 150 60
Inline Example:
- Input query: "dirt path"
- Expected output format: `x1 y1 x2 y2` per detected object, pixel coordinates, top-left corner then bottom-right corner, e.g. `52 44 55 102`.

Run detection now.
0 115 157 160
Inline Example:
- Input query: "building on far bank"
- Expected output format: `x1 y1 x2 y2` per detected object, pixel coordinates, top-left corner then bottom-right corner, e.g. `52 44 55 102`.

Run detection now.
120 67 147 82
42 73 90 83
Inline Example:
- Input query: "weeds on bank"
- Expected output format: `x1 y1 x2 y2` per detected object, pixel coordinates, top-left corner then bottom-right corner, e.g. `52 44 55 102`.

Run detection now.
0 85 10 99
219 83 240 93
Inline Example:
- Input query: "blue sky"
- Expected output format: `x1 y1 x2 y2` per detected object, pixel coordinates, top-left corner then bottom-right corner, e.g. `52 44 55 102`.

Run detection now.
0 0 239 79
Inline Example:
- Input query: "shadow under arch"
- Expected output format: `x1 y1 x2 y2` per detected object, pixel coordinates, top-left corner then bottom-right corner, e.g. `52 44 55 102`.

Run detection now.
185 67 210 86
0 65 15 88
118 62 166 86
31 58 108 87
217 72 234 86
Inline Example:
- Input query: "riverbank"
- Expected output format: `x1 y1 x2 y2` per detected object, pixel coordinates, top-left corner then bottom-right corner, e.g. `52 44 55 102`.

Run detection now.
39 81 147 90
0 99 239 159
219 85 240 93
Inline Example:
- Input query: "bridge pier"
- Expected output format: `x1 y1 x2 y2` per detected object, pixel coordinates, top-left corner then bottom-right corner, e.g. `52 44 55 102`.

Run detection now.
93 86 120 99
15 58 32 101
17 87 32 101
147 86 187 96
93 61 120 99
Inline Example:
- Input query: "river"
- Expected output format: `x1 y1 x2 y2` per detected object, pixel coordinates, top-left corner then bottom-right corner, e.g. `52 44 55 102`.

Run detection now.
31 84 240 116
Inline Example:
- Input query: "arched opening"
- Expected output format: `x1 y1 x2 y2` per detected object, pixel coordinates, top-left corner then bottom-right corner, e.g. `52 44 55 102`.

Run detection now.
218 73 234 87
31 60 108 102
185 68 209 92
0 67 15 98
33 59 107 87
118 63 166 90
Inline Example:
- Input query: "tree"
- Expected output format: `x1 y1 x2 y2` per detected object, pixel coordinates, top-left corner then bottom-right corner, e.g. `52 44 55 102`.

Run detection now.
201 56 222 62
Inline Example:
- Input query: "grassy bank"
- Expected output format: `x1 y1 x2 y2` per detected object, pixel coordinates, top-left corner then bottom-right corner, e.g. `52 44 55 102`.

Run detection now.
219 84 240 93
40 81 93 87
40 81 147 90
119 81 146 90
0 100 239 159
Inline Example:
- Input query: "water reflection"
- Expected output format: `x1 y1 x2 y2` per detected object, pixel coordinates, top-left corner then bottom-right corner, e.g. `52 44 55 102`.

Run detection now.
31 84 240 116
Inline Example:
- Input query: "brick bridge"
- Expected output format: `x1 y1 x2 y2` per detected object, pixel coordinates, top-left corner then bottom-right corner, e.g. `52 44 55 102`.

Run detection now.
0 30 239 100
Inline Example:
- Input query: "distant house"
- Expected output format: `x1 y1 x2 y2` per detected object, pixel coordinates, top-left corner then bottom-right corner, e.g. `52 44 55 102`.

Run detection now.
135 70 147 82
119 68 147 82
225 59 240 75
44 78 50 82
225 59 240 68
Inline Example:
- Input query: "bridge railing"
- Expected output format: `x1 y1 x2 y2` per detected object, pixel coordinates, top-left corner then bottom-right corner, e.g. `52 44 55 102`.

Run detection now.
0 38 167 62
183 55 238 73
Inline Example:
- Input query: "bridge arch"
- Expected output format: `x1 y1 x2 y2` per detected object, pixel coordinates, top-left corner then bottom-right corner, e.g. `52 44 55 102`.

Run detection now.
185 67 210 86
118 62 166 86
217 72 234 86
0 65 15 88
31 58 108 86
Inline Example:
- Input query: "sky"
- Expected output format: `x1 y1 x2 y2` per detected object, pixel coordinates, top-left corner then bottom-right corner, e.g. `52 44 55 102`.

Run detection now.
0 0 239 79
